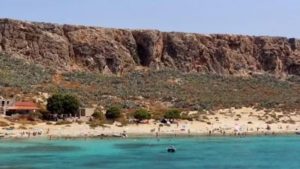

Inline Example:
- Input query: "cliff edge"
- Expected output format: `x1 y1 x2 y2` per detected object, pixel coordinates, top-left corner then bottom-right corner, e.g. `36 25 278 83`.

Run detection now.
1 18 300 76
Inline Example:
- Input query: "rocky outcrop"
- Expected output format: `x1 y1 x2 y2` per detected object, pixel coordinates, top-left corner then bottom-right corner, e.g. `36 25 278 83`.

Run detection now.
0 18 300 76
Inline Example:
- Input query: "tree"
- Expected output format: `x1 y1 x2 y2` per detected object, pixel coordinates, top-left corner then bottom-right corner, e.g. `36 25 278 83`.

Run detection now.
47 94 64 114
164 109 181 119
47 94 80 115
62 95 80 116
134 109 151 122
105 106 121 120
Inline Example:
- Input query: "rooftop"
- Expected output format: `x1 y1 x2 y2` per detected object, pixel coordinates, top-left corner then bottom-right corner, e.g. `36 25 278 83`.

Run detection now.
7 102 39 110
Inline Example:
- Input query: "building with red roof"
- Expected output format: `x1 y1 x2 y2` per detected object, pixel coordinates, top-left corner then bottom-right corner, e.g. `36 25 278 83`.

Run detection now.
6 101 39 116
1 96 40 116
7 102 39 110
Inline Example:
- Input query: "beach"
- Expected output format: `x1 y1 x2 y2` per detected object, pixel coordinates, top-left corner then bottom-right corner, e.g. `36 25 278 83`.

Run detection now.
1 107 300 139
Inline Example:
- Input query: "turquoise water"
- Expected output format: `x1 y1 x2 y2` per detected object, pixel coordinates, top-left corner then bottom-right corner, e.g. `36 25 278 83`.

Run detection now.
0 136 300 169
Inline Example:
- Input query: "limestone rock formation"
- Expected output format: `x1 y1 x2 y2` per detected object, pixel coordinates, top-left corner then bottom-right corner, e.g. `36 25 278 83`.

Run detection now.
1 18 300 76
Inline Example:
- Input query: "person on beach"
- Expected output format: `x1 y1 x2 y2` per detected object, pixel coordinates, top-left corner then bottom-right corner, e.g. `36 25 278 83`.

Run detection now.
155 132 160 141
266 125 271 131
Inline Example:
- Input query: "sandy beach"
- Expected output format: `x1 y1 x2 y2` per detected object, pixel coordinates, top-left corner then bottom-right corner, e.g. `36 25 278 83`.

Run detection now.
1 107 300 139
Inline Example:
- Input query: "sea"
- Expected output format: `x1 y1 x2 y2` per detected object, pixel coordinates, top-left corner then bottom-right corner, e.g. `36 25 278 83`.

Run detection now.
0 136 300 169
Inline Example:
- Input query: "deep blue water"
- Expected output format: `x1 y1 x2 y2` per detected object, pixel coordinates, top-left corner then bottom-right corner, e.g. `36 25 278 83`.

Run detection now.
0 136 300 169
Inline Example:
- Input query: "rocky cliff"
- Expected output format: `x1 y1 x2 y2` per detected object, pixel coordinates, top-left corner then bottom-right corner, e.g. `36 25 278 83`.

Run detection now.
1 18 300 76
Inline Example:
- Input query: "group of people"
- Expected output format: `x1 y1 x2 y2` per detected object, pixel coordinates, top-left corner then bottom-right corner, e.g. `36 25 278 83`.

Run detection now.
20 130 43 138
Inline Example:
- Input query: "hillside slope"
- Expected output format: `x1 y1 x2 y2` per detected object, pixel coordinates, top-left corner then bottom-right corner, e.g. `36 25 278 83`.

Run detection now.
1 19 300 111
0 18 300 76
1 53 300 111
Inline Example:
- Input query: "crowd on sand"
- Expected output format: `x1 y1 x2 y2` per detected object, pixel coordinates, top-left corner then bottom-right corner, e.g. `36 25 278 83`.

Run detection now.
1 107 300 139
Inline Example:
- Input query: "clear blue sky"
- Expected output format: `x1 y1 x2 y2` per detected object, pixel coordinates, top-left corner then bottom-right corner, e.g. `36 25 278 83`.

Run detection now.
1 0 299 38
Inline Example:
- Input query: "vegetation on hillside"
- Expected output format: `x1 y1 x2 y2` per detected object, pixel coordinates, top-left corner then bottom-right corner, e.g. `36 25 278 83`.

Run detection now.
62 70 300 111
2 53 300 112
0 54 52 91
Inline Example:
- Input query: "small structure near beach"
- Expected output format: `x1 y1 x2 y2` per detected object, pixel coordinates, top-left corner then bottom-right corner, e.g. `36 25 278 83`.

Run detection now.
6 102 40 116
79 108 95 117
77 107 96 121
1 96 39 116
0 96 15 116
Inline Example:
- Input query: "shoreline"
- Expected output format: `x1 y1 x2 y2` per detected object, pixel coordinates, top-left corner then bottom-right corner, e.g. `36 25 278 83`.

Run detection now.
1 129 299 140
1 133 299 141
2 107 300 140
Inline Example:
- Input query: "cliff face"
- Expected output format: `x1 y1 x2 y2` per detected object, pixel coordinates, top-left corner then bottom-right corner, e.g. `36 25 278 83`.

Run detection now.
1 18 300 76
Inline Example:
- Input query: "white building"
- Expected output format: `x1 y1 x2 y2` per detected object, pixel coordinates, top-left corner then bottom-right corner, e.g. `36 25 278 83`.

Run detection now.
0 96 15 116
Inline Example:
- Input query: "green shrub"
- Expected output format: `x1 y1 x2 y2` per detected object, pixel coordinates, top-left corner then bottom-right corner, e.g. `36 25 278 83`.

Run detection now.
92 111 104 120
133 109 151 121
164 109 181 119
105 106 121 120
47 94 80 115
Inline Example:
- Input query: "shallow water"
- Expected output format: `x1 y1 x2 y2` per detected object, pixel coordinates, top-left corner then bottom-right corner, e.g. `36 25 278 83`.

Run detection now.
0 136 300 169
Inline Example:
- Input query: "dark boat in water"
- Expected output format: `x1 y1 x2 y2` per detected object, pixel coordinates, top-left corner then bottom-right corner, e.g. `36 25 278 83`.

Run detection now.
167 146 176 153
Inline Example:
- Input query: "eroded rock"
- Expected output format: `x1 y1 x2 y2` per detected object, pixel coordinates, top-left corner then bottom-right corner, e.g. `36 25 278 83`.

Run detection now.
0 18 300 76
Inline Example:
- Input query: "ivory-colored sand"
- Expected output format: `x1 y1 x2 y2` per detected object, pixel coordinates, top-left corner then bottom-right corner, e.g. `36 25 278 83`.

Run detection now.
1 107 300 138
